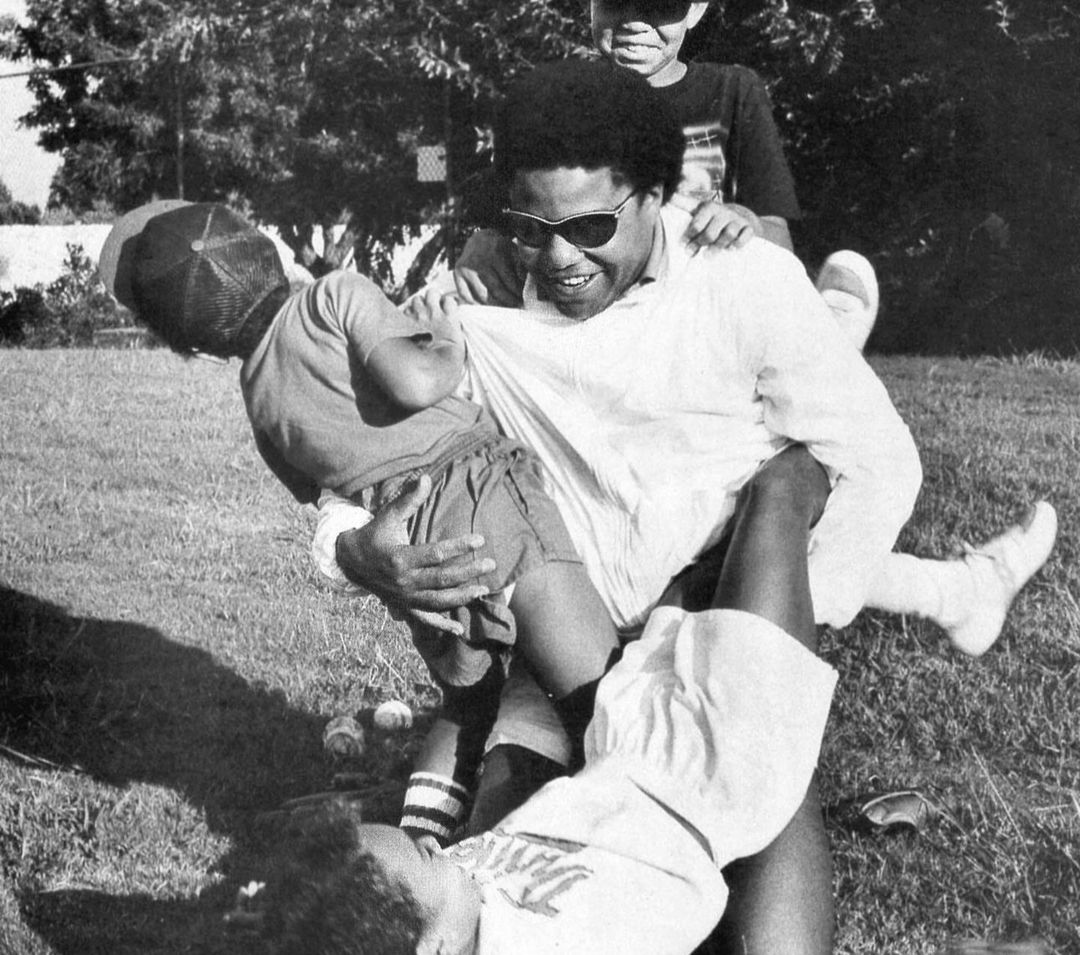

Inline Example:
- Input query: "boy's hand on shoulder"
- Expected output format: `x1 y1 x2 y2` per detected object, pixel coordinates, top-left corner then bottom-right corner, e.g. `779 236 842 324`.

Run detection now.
684 198 759 250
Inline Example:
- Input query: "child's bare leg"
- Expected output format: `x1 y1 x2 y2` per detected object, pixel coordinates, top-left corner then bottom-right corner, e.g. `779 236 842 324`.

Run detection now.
510 560 620 762
510 561 620 700
469 562 619 831
706 445 834 955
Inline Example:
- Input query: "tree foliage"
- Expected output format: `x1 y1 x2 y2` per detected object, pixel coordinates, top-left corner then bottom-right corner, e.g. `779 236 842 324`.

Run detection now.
3 1 1080 349
0 0 589 290
0 176 41 224
689 0 1080 353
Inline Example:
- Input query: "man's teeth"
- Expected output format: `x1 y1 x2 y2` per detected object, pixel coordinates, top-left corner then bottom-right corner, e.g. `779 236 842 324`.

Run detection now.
556 276 591 288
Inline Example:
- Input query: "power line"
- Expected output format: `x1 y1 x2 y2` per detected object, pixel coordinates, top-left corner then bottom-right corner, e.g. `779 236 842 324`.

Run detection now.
0 56 138 81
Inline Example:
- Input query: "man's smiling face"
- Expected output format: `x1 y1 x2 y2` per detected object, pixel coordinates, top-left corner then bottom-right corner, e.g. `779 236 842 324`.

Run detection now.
508 165 662 321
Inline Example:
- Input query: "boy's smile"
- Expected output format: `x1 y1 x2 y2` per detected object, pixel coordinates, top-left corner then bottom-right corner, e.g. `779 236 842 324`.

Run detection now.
591 1 710 87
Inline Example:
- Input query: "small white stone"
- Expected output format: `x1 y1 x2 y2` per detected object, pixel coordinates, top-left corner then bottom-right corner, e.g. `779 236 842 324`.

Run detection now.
373 700 413 731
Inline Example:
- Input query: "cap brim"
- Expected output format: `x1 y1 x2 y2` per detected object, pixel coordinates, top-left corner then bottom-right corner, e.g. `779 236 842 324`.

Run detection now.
98 199 191 309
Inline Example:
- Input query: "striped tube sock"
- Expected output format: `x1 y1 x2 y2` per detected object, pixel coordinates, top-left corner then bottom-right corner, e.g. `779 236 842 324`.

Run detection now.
400 773 473 846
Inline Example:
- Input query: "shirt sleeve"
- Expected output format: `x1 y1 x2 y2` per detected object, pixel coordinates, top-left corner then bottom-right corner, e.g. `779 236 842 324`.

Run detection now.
252 426 321 505
311 489 374 593
328 270 448 365
741 244 922 626
725 66 801 221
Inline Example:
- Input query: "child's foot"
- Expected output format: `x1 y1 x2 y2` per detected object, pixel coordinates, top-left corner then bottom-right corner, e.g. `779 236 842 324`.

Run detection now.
947 502 1058 656
815 250 879 351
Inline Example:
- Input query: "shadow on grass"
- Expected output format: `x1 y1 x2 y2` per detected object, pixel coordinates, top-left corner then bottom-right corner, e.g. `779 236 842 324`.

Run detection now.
0 584 329 819
18 890 248 955
0 583 404 954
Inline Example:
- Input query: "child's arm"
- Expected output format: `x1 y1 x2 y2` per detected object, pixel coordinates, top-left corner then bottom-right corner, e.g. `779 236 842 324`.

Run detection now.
452 228 527 307
365 311 467 412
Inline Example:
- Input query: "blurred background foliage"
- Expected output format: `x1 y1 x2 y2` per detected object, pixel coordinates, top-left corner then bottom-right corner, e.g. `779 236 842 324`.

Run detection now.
2 0 1079 354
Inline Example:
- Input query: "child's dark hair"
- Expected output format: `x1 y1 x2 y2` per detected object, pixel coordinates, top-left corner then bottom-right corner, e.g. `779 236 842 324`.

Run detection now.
261 803 425 955
494 59 684 201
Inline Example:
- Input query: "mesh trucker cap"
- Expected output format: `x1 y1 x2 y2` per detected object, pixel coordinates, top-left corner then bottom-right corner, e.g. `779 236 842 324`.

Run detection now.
99 201 287 355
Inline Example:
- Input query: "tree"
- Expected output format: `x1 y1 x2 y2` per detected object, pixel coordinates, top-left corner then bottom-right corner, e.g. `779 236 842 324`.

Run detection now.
1 0 589 292
0 176 41 224
689 0 1080 353
6 0 1080 350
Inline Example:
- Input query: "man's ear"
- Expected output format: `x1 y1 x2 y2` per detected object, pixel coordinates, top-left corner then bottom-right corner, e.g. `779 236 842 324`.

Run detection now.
687 2 710 30
643 183 666 209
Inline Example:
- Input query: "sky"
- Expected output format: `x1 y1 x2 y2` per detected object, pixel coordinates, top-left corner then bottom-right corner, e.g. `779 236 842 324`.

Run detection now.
0 0 61 207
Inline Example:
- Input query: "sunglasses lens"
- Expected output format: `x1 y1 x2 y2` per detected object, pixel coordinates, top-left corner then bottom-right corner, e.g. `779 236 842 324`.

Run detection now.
561 215 618 249
506 216 548 248
505 212 618 249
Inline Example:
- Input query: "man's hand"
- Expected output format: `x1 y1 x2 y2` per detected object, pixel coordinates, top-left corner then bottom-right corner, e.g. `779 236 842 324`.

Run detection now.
453 229 526 307
335 475 496 636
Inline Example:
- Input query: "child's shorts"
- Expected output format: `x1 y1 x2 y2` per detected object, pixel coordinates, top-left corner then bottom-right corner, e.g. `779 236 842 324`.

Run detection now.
403 438 582 690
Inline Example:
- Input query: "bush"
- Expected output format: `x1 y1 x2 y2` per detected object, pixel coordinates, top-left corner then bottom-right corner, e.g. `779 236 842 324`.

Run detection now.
0 200 41 225
0 244 142 348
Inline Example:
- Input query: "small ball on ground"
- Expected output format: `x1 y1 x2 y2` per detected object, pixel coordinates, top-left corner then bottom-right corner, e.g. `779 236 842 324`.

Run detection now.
373 700 413 731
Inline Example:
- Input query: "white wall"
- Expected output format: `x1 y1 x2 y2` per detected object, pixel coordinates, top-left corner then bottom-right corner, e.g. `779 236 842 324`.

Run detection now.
0 223 313 293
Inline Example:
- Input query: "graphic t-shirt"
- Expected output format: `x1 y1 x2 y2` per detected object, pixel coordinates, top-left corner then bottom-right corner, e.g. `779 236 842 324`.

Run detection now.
656 62 801 220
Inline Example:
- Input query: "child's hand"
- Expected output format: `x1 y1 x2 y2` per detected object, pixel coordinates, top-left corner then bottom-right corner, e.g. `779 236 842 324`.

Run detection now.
454 229 526 307
402 285 461 323
684 199 759 250
414 833 444 857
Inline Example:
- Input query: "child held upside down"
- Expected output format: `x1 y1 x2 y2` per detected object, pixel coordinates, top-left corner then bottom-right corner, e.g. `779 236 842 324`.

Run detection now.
98 200 624 845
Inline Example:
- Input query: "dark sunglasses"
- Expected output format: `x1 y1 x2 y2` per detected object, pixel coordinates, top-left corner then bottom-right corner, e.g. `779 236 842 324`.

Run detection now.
501 190 639 249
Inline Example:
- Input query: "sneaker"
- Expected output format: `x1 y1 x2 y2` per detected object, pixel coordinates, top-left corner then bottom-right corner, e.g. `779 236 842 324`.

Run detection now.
815 249 879 351
947 501 1058 656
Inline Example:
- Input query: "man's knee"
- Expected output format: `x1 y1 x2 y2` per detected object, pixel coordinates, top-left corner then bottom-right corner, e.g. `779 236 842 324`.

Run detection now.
739 445 830 525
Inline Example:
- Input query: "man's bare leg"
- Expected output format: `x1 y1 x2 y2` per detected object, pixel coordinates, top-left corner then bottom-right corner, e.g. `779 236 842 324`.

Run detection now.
703 445 834 955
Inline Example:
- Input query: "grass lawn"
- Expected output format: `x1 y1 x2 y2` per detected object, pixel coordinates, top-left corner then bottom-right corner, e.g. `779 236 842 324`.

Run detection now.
1 349 1077 954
